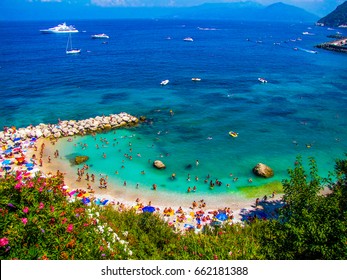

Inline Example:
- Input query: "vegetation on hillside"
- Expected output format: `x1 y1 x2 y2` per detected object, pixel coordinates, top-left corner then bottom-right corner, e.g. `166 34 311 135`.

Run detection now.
317 1 347 27
1 156 346 260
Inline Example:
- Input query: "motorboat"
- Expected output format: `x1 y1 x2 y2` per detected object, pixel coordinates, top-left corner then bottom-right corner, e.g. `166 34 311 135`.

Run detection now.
91 33 110 39
183 37 194 42
40 23 78 34
258 77 268 83
160 79 169 86
192 77 201 81
229 131 238 138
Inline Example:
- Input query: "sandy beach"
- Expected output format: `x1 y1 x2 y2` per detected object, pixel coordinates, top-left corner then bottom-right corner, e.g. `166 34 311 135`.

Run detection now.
28 135 283 229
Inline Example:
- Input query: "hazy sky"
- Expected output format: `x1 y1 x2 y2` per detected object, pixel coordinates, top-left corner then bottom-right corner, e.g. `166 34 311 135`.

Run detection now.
13 0 345 9
1 0 345 18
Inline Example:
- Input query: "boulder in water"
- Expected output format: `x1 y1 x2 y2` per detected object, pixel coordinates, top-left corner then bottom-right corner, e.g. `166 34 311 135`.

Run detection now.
252 163 274 178
75 156 89 165
153 160 166 169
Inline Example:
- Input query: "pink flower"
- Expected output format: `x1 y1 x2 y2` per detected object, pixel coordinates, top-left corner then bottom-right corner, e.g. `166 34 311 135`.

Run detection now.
50 206 55 212
14 182 22 190
39 202 44 210
83 223 89 227
21 218 28 225
15 175 22 181
0 237 9 247
67 224 73 232
23 207 29 214
28 181 34 188
38 187 43 192
99 246 104 251
62 218 67 224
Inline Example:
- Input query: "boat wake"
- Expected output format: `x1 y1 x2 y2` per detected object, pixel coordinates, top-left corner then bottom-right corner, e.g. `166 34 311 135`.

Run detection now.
297 47 318 54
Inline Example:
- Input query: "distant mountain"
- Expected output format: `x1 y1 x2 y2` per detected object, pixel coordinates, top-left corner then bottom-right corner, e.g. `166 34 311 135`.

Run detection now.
168 2 318 22
259 2 319 23
317 1 347 27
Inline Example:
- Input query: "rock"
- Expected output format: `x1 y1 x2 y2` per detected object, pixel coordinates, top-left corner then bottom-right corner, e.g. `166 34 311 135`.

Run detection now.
43 129 51 138
75 156 89 165
153 160 166 169
252 163 274 178
103 123 112 130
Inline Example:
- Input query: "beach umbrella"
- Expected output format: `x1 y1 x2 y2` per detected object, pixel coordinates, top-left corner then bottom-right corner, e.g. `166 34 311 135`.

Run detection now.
142 206 156 213
4 149 12 154
82 197 91 205
1 160 12 165
216 212 228 221
13 137 21 142
184 224 195 229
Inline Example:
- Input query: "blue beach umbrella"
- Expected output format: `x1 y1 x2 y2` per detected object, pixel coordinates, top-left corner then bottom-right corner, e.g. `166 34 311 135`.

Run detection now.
14 137 21 142
4 149 12 154
2 160 12 165
82 197 91 205
184 224 195 229
216 212 228 221
142 206 156 213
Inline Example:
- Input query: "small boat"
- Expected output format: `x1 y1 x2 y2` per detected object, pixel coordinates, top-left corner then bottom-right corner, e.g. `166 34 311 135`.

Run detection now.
229 131 238 138
192 77 201 81
160 79 169 86
66 33 81 55
258 77 268 83
91 33 110 39
40 22 78 34
183 37 194 42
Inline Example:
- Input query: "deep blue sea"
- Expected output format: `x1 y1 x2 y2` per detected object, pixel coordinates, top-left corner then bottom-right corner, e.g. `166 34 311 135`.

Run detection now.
1 19 346 199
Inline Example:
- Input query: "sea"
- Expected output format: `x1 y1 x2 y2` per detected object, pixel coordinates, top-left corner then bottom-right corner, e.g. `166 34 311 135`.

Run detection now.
1 19 346 201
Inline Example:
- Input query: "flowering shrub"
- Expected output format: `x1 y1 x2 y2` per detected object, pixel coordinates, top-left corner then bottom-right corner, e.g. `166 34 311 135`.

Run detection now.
0 171 130 260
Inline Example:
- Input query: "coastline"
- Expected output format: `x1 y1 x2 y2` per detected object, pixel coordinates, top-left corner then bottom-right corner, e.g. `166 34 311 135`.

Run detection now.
33 136 282 224
1 112 284 231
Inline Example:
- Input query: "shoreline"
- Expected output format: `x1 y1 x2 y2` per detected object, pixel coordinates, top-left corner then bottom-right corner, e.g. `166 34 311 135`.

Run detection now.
34 136 282 224
1 112 284 231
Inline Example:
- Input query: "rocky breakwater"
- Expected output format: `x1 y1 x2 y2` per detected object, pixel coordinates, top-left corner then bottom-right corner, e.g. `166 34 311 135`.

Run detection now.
0 113 139 144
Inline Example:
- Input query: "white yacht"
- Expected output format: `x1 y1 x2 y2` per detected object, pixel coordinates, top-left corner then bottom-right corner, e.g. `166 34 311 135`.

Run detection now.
258 77 268 83
91 33 110 39
40 23 79 34
192 77 201 81
183 37 194 42
160 80 169 86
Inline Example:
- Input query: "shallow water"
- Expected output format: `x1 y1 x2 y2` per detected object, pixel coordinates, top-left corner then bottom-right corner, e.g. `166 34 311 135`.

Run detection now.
1 19 346 198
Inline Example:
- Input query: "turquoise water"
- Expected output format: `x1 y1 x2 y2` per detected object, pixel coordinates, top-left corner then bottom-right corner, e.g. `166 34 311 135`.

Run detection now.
1 19 347 197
